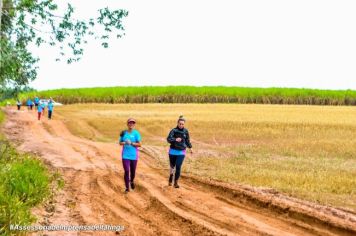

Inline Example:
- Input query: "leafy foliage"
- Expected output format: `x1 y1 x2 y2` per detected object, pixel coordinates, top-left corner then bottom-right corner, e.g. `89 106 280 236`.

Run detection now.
0 139 51 235
0 0 128 91
0 84 33 101
0 112 62 235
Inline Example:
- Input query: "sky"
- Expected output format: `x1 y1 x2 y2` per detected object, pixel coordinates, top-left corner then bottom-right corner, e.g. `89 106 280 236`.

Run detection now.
29 0 356 91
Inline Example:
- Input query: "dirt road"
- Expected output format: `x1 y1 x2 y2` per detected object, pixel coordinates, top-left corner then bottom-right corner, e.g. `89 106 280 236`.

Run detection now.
3 108 356 236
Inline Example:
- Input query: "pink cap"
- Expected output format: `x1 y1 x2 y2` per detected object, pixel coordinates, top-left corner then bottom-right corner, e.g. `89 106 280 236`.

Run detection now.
127 118 136 123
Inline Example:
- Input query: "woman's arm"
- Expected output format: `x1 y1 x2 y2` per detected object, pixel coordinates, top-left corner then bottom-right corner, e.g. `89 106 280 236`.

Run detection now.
186 131 193 154
185 130 193 148
119 130 126 145
132 142 141 147
167 129 176 143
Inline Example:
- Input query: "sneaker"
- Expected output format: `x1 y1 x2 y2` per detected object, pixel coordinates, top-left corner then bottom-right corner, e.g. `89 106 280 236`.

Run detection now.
174 181 179 188
125 188 130 193
168 174 173 186
130 182 135 190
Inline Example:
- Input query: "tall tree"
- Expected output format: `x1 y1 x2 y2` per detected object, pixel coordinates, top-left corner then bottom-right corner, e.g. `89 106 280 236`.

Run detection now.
0 0 128 91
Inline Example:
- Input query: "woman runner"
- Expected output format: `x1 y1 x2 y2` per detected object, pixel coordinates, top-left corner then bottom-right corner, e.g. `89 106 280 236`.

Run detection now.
41 101 46 116
34 97 39 109
167 115 193 188
119 118 142 193
47 100 54 120
16 99 22 111
26 98 33 110
37 102 43 120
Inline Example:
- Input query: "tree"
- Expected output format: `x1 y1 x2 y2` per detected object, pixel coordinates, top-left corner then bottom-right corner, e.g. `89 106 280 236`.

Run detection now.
0 0 128 92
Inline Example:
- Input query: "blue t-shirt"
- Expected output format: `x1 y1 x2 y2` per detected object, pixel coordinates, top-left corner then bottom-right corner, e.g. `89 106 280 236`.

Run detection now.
119 130 141 160
48 103 54 111
37 105 43 112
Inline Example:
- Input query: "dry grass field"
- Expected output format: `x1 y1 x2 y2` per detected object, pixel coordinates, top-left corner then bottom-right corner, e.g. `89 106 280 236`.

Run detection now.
55 104 356 210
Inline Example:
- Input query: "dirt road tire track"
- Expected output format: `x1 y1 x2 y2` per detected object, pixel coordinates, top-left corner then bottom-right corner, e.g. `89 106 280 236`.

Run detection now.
2 108 356 236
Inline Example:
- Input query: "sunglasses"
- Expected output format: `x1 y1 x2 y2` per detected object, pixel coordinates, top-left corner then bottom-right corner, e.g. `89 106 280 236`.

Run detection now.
128 122 136 124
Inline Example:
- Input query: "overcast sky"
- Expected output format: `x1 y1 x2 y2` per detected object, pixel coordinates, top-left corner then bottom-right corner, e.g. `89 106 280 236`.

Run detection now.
29 0 356 91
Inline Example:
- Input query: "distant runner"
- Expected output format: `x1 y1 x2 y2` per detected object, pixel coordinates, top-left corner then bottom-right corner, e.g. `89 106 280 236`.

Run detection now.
41 101 46 116
26 98 33 110
16 99 22 111
167 115 193 188
37 102 43 120
119 118 142 193
34 97 40 109
47 99 54 120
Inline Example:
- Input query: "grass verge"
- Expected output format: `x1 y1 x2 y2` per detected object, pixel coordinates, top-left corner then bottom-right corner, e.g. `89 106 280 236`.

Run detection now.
0 110 58 235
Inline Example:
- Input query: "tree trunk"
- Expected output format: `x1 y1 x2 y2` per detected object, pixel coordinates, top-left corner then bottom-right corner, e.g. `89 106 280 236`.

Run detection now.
0 0 2 38
0 0 2 35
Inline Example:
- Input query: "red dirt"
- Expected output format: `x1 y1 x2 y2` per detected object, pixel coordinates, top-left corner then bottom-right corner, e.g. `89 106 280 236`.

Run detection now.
2 108 356 236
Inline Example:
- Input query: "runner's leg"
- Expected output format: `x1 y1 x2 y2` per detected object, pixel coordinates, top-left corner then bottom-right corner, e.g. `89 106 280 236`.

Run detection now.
169 154 177 184
169 154 177 175
174 155 185 182
122 159 130 190
130 160 138 183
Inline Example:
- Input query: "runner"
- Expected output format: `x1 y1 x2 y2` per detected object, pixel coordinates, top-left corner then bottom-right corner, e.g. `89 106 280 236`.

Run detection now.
166 115 193 188
16 99 22 111
26 98 33 110
41 101 46 116
37 102 43 120
119 118 142 193
47 99 54 120
34 96 39 109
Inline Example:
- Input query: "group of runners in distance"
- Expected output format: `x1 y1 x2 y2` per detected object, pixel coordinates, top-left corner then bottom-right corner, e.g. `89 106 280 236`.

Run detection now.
16 96 55 121
14 99 191 193
119 115 193 193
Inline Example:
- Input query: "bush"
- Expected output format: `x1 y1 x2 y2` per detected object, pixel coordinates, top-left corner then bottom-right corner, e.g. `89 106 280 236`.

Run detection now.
0 110 51 235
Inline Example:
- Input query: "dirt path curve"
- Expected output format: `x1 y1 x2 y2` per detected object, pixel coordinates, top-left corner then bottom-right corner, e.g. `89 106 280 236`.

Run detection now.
2 108 356 236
